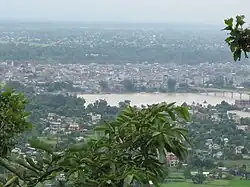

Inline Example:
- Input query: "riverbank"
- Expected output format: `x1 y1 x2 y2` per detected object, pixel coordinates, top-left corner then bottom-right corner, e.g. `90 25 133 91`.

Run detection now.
77 92 235 106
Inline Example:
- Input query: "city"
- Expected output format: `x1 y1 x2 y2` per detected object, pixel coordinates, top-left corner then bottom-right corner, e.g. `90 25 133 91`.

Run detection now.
0 1 250 187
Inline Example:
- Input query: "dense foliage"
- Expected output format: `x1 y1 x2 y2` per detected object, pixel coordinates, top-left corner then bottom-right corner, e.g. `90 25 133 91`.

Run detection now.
0 103 190 187
0 85 31 157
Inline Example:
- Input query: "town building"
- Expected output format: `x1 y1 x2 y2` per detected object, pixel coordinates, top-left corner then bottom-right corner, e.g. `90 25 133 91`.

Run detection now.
166 152 179 167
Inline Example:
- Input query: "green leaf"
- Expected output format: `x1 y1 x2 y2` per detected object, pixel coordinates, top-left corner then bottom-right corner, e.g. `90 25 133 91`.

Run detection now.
124 174 134 185
25 157 43 171
166 102 176 108
167 110 176 121
68 142 86 152
29 139 54 154
233 48 242 61
225 36 234 43
224 18 233 27
244 51 249 59
152 132 162 137
236 15 245 26
4 176 18 187
176 107 190 121
94 125 109 132
27 123 32 129
0 158 24 180
16 157 39 174
230 44 236 53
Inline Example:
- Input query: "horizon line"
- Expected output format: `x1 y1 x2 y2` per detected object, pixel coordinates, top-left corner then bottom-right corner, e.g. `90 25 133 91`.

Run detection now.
0 19 222 26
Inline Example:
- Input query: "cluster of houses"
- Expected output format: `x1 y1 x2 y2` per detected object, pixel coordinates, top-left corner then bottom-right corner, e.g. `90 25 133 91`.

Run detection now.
41 112 101 135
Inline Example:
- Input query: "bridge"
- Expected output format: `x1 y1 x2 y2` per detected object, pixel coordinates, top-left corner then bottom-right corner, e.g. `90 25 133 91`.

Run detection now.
193 87 250 99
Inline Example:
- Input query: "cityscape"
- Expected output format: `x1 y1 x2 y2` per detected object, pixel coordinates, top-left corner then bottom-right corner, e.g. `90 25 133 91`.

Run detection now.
0 1 250 186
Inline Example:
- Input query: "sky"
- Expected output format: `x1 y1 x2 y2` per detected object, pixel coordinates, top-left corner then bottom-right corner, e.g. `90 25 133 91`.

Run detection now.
1 0 250 24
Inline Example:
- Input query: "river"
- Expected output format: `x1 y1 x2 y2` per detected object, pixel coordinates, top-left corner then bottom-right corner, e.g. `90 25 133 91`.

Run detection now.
77 92 250 106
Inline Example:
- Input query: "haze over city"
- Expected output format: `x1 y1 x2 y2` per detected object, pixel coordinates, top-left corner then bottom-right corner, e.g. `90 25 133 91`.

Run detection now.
0 0 250 24
1 1 250 187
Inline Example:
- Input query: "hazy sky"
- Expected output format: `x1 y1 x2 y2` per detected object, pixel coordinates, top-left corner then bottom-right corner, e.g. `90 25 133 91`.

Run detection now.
1 0 250 24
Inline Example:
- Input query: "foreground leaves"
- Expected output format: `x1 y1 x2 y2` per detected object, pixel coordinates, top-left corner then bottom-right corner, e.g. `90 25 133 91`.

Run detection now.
223 15 250 61
0 85 31 157
0 103 190 187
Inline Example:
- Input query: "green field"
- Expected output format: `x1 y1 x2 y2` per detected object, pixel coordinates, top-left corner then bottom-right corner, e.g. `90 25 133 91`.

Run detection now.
161 180 250 187
223 160 250 168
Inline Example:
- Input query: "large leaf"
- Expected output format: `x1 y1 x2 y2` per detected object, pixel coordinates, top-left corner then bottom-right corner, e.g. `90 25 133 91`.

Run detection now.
0 158 24 180
25 157 43 171
224 18 233 27
68 142 86 152
16 157 39 174
4 176 18 187
123 174 134 185
29 139 54 154
175 106 190 121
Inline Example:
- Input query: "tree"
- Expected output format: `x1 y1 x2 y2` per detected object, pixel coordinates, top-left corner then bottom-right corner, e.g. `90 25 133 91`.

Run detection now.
184 167 191 179
99 80 109 92
241 147 248 154
118 100 131 109
0 85 31 157
121 79 136 92
181 102 188 107
192 171 206 184
167 78 177 92
224 15 250 61
0 102 190 187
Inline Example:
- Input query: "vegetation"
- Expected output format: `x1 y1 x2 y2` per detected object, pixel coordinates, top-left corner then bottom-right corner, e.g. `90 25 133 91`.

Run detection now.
160 180 250 187
167 79 177 92
0 102 190 186
0 15 250 187
0 85 31 157
224 15 250 61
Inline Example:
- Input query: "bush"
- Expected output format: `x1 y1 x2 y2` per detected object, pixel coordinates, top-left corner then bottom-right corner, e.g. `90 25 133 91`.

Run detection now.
224 174 234 180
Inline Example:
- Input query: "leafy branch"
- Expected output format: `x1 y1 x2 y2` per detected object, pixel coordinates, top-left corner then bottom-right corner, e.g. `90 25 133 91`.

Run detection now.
0 103 190 187
223 15 250 61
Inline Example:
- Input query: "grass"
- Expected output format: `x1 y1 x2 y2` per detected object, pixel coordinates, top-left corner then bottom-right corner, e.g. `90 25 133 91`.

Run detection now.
160 180 250 187
222 160 250 168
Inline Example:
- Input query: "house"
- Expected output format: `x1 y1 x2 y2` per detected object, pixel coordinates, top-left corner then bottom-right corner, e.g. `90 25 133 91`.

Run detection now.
213 151 223 159
90 113 102 124
68 124 80 132
236 125 249 132
191 171 210 177
235 146 244 154
235 100 250 108
166 152 179 167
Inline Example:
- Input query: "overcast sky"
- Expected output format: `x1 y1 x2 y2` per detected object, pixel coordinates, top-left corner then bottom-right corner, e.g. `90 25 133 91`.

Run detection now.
1 0 250 24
